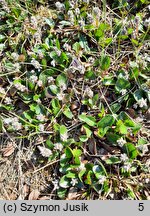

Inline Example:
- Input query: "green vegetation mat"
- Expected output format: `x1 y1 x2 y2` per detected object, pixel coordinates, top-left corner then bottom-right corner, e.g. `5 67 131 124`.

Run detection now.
0 0 149 200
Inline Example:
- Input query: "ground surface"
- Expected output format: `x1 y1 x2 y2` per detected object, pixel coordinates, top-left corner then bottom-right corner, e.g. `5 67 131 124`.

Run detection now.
0 0 149 200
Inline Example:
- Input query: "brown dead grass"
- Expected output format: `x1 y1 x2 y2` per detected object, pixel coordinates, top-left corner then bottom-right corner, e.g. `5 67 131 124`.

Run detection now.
0 135 59 200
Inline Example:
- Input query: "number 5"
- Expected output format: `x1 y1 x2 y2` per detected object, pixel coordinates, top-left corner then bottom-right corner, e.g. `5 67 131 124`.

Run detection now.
138 203 144 211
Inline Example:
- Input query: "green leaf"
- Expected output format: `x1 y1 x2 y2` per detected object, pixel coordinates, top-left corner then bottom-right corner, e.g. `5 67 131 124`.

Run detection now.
127 28 133 35
0 35 5 42
93 165 105 179
106 133 121 144
0 118 3 132
137 138 147 145
115 78 130 92
73 42 81 53
133 89 145 102
51 99 61 116
131 39 139 46
83 124 92 138
49 85 59 95
60 157 70 170
60 52 69 62
74 156 80 165
140 0 146 3
60 125 67 135
78 169 86 182
57 188 67 199
66 172 77 178
23 111 34 121
33 94 41 102
105 156 121 164
63 106 73 119
18 93 33 101
50 51 58 60
103 76 115 85
56 74 67 88
65 147 73 159
43 69 56 76
79 114 96 127
12 8 21 18
99 23 110 31
118 112 141 134
72 149 82 165
130 68 139 79
29 103 41 115
126 98 135 107
126 186 136 199
94 27 104 40
103 180 110 193
56 38 60 49
95 28 103 38
123 143 139 159
111 103 121 113
59 176 71 188
103 38 113 45
0 43 5 51
116 120 128 134
118 111 130 121
60 125 68 141
46 139 54 149
53 122 60 132
80 135 88 142
124 119 141 133
85 170 93 185
97 115 115 137
79 34 90 51
38 73 47 89
100 55 111 71
93 184 102 194
72 149 82 158
85 70 96 80
41 58 47 69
